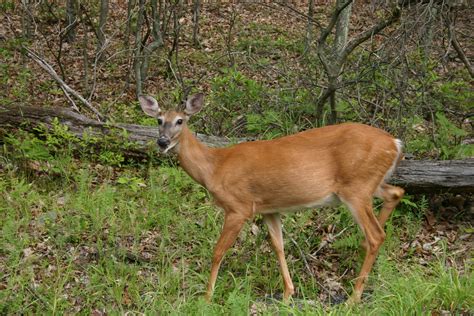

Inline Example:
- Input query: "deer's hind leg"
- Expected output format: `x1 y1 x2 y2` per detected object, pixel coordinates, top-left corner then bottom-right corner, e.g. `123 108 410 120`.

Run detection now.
339 193 386 304
375 183 405 227
361 183 405 252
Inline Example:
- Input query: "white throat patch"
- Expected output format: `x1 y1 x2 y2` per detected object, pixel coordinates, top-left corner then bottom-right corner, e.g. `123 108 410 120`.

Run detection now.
163 141 178 154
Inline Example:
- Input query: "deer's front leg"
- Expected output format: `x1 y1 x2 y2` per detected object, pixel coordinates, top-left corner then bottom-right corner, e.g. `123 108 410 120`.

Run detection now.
263 213 294 301
205 213 247 302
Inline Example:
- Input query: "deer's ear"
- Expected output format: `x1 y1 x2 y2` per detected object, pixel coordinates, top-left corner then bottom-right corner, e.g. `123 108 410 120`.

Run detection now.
185 93 204 116
139 95 161 117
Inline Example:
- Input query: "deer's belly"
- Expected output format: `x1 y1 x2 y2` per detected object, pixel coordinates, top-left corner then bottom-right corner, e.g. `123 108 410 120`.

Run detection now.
257 193 340 214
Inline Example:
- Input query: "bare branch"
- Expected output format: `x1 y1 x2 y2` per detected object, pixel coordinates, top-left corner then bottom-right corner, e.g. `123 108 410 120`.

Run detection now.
141 0 164 81
273 1 322 28
446 11 473 78
59 85 80 112
341 6 401 62
24 47 105 121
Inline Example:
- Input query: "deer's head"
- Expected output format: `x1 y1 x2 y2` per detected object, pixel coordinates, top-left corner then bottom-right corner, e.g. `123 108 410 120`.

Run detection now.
138 93 204 153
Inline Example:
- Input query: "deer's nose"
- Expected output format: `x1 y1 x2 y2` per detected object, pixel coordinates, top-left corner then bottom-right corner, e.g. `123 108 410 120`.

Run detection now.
157 137 170 148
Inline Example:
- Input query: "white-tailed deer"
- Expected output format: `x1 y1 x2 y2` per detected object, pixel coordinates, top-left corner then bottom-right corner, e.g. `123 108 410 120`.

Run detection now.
139 93 405 304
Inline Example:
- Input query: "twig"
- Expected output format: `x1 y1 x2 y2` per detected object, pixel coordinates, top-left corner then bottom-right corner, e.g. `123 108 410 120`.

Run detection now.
24 47 105 121
340 6 401 62
446 12 473 78
309 227 349 258
254 1 322 28
282 227 333 296
59 85 80 112
88 12 130 102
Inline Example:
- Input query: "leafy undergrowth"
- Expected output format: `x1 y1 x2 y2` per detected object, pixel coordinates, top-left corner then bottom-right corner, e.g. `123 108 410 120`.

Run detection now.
0 159 472 315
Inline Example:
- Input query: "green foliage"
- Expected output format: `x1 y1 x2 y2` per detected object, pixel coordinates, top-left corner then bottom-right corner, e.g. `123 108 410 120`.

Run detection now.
41 118 79 150
406 113 473 159
11 68 32 99
432 77 474 112
237 35 303 56
368 260 473 314
237 22 304 56
246 110 285 138
116 175 146 192
0 1 14 11
434 112 472 159
2 118 154 170
204 68 316 138
98 150 125 166
205 68 267 135
5 131 53 161
400 194 421 210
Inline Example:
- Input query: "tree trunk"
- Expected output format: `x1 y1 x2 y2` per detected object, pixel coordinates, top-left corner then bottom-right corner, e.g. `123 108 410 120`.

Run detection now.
140 0 164 82
21 0 34 40
96 0 109 58
166 1 184 80
82 12 90 95
65 0 78 43
134 0 146 96
192 0 201 47
334 0 352 55
330 0 352 124
329 88 337 125
125 0 135 48
315 85 334 127
315 1 400 126
1 104 473 194
0 104 233 155
304 0 314 54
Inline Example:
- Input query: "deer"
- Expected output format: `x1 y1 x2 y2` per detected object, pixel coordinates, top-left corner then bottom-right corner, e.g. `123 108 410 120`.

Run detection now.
138 93 405 304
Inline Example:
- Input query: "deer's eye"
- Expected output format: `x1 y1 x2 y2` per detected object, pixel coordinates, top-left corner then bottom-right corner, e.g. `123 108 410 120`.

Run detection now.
176 119 183 125
157 118 163 125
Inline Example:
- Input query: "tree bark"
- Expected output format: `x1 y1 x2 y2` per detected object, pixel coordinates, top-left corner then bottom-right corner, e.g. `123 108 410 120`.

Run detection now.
192 0 201 47
133 0 145 96
96 0 109 58
334 0 352 55
304 0 315 54
140 0 164 81
446 9 474 78
65 0 78 43
125 0 135 48
392 160 474 193
1 104 472 193
21 0 34 40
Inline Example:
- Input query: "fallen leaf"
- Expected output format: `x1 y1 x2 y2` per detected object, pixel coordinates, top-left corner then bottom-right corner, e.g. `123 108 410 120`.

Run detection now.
251 223 260 236
425 211 436 227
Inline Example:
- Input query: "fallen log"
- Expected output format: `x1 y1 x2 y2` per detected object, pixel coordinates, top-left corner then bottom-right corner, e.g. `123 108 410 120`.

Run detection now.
393 160 473 194
0 104 233 149
1 104 473 194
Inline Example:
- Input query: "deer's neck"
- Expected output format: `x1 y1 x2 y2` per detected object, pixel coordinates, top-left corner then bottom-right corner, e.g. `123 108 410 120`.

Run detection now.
177 127 217 188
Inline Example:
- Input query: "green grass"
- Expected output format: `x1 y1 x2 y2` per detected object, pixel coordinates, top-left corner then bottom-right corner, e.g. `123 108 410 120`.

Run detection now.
0 157 472 314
